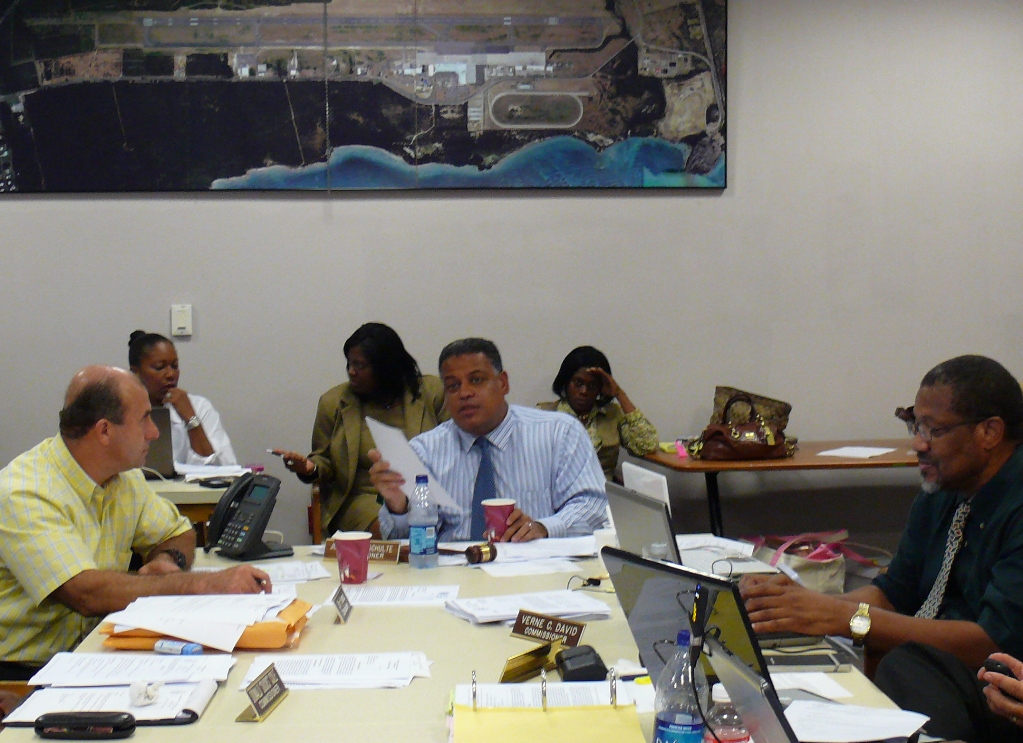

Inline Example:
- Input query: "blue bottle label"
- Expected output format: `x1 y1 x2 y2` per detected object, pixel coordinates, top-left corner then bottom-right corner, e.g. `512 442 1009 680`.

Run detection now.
653 718 704 743
410 525 437 555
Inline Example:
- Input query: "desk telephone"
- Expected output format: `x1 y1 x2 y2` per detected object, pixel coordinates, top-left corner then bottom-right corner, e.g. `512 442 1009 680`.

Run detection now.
204 473 293 561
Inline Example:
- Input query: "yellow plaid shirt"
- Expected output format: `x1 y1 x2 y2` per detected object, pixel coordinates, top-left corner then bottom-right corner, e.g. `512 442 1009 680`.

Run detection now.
0 436 192 663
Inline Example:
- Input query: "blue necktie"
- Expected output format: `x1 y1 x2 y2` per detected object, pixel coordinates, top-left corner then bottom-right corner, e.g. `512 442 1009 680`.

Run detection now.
470 437 496 540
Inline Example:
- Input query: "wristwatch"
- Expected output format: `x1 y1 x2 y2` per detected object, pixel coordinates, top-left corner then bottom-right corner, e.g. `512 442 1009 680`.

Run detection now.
156 549 188 570
185 415 201 431
849 602 871 647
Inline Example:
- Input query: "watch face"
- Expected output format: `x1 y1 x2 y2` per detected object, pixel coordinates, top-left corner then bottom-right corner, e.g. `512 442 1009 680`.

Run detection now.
850 615 870 635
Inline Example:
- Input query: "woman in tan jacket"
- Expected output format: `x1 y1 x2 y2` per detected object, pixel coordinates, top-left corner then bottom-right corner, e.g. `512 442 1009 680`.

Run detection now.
275 323 447 538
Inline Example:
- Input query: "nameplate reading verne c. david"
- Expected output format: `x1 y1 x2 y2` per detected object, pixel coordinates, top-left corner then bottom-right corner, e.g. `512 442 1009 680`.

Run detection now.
511 610 584 647
368 540 401 563
332 584 354 624
238 663 288 722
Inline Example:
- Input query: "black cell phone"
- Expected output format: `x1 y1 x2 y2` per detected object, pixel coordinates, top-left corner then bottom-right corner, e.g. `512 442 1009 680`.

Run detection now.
764 653 850 673
35 711 136 739
984 659 1014 677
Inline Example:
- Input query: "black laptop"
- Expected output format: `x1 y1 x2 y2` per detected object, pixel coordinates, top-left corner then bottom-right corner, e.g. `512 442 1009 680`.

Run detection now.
602 547 799 743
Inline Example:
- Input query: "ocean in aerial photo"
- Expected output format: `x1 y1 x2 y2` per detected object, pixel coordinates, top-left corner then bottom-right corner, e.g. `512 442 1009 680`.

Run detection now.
211 136 725 191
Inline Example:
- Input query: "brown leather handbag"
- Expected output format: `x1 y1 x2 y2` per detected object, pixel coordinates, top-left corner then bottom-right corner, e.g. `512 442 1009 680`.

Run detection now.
687 393 795 461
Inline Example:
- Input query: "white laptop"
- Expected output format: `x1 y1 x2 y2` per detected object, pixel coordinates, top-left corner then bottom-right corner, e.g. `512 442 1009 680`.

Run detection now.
605 482 681 563
621 461 671 513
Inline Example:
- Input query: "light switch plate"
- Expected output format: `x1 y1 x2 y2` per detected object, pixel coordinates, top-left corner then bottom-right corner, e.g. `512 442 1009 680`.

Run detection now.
171 304 192 337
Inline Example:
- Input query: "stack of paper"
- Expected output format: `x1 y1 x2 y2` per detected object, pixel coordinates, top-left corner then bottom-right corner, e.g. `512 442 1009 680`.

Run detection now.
241 653 432 690
784 701 928 742
106 594 297 652
342 585 459 607
483 537 597 563
29 653 236 687
446 590 612 624
5 682 219 725
6 654 238 726
454 681 632 708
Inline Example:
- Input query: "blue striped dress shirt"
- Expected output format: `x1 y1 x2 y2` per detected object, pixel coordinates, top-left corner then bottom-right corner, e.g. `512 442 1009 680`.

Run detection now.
378 405 608 541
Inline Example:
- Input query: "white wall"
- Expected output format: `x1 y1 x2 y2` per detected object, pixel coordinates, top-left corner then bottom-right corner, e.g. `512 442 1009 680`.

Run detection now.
2 0 1022 545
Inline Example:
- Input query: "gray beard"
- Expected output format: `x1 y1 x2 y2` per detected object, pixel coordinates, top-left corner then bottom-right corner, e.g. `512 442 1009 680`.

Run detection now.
920 476 941 494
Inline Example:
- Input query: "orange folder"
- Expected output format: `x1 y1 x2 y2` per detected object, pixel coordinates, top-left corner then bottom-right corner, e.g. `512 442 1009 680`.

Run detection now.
99 599 313 651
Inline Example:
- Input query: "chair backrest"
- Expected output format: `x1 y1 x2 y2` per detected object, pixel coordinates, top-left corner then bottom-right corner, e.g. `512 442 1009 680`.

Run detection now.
308 484 322 544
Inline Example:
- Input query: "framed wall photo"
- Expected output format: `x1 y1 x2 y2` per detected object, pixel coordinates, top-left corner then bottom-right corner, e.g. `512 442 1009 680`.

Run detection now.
0 1 726 192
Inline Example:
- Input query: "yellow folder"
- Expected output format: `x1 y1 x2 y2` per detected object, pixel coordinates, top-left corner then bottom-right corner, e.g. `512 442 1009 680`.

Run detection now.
452 704 646 743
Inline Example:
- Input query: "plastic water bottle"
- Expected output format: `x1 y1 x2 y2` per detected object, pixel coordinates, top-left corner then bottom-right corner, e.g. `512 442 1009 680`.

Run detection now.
408 475 438 569
653 630 707 743
703 684 750 743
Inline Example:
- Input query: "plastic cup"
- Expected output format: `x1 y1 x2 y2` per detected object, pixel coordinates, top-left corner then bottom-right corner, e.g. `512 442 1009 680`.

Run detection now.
335 531 372 584
482 498 516 542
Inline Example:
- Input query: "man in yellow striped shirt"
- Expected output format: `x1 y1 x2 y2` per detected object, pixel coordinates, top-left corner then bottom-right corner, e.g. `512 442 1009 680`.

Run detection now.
0 366 272 677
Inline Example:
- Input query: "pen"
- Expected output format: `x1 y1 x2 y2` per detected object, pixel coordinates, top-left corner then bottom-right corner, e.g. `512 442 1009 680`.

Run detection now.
266 449 282 457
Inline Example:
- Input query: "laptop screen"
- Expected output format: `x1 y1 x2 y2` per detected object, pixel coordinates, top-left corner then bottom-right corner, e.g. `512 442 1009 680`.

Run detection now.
601 546 769 683
143 406 176 479
705 635 797 743
605 482 681 564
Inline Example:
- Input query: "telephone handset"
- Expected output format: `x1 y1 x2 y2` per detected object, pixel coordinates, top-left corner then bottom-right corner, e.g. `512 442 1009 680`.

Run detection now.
204 473 293 561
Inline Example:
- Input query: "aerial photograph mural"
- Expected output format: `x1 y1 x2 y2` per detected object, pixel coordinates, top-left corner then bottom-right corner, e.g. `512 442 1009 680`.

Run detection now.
0 0 726 191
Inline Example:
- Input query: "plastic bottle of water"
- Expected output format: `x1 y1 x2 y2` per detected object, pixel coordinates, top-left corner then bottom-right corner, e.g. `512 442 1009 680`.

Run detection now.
703 684 750 743
408 475 438 569
653 630 707 743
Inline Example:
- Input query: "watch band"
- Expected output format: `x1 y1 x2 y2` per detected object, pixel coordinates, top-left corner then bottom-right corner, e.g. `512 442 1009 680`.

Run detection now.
185 415 201 431
156 549 187 570
850 602 871 647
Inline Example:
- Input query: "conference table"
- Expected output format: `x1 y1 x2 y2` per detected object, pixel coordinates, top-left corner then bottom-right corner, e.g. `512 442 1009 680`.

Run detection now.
150 480 226 544
645 439 918 537
0 546 897 743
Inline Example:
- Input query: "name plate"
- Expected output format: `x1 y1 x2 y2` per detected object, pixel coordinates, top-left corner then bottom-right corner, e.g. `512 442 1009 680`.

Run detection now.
369 540 401 563
332 585 354 624
238 663 288 722
511 610 584 647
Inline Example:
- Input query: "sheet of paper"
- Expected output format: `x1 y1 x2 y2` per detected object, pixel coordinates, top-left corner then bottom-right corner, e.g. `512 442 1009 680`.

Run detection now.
480 558 582 577
816 446 897 459
769 671 853 699
365 418 458 508
677 547 777 577
674 534 755 556
110 616 245 652
784 701 928 742
242 653 432 689
29 653 236 687
490 536 596 563
176 464 250 478
454 681 632 708
4 680 219 724
342 584 460 606
251 560 331 583
445 589 612 624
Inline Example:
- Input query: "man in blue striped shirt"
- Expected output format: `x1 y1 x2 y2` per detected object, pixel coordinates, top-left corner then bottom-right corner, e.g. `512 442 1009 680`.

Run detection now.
371 338 608 542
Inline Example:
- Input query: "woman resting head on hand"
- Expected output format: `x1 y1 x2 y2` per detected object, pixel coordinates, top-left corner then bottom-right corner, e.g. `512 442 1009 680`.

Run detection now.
129 330 237 466
540 345 658 481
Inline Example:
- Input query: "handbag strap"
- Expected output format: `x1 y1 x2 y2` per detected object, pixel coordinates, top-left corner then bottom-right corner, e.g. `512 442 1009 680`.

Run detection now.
722 393 757 424
765 530 850 567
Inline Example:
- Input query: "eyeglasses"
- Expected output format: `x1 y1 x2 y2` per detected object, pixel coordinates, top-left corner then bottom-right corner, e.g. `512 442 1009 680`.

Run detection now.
895 406 985 443
904 419 979 443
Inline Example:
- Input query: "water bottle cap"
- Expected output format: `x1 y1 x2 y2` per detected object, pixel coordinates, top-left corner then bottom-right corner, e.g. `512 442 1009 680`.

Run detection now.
676 629 691 647
712 683 731 703
415 475 428 484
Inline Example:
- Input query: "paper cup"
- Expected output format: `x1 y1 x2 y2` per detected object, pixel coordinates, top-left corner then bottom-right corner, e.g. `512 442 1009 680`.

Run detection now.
482 498 516 542
335 531 372 584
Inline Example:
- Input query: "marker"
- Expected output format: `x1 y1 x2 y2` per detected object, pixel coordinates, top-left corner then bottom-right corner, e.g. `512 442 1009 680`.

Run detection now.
154 639 202 655
266 449 282 456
